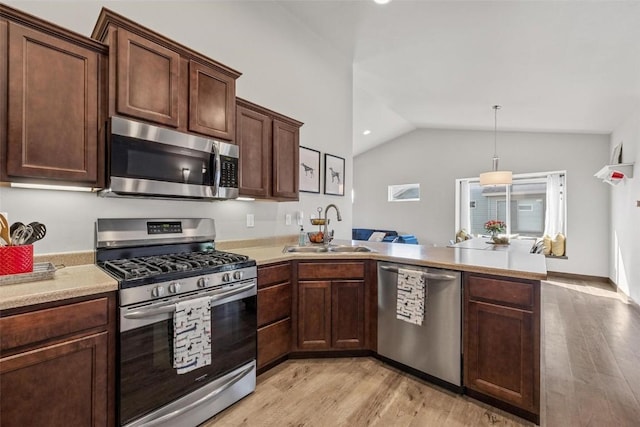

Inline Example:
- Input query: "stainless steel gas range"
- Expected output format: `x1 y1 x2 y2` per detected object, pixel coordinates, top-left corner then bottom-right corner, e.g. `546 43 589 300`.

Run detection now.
95 218 257 427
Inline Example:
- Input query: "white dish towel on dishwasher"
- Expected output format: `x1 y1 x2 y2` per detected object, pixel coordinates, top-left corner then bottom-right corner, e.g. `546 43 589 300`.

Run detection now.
396 268 427 326
173 296 212 374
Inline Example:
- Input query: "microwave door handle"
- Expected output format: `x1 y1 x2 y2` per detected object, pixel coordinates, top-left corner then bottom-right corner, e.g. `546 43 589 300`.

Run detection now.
212 142 221 197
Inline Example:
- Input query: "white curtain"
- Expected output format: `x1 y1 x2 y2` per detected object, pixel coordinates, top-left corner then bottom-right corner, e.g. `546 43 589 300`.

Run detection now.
459 180 471 233
543 173 564 237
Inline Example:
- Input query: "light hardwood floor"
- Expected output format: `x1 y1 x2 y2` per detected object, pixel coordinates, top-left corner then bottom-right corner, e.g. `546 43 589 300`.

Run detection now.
203 277 640 426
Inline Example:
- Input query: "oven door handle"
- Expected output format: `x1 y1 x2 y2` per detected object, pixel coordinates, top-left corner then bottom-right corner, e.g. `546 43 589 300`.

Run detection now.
141 363 254 427
123 282 256 319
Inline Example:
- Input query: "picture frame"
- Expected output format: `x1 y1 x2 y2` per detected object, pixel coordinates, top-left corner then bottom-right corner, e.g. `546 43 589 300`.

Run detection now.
299 146 321 193
324 153 345 196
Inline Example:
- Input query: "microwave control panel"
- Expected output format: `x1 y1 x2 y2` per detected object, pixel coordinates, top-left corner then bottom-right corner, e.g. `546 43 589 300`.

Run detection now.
220 156 238 188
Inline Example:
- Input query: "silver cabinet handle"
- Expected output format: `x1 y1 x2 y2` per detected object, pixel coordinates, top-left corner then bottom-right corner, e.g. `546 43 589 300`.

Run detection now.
124 282 256 319
379 265 457 281
142 363 254 427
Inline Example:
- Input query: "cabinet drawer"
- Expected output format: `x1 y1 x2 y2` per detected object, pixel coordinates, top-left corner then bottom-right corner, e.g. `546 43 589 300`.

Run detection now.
258 282 292 327
467 275 534 310
258 263 291 289
0 297 109 352
298 262 365 280
257 318 291 369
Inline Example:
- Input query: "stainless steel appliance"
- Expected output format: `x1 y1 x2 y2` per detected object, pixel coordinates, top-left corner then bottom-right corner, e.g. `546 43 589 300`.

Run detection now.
100 117 239 200
377 262 462 390
95 218 256 427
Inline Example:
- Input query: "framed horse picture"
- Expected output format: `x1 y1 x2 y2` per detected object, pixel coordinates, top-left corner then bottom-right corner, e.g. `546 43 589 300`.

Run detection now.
324 153 345 196
299 146 321 193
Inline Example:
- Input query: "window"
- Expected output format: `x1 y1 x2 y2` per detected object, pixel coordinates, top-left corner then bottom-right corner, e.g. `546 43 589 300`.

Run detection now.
455 171 566 240
388 183 420 202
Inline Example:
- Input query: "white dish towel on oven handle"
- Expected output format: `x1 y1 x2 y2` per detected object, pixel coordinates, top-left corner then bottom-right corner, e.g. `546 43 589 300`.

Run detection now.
173 296 212 374
396 267 427 326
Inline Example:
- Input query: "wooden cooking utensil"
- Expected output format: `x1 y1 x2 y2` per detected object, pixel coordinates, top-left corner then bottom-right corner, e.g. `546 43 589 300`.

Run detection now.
0 214 10 245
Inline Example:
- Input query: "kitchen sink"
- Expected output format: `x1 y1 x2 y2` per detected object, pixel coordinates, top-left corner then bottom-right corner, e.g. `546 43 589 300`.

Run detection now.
282 244 374 253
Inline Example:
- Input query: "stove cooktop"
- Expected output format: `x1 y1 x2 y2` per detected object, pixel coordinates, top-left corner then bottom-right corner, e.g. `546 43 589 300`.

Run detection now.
98 249 254 288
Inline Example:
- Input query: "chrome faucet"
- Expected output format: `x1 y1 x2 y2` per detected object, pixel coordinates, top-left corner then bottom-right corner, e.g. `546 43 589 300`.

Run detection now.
323 204 342 245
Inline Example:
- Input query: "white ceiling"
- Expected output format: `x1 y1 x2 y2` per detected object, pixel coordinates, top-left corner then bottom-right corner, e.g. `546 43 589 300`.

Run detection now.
278 0 640 155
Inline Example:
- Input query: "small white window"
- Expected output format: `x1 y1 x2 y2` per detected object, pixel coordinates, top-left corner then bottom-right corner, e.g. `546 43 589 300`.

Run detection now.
388 183 420 202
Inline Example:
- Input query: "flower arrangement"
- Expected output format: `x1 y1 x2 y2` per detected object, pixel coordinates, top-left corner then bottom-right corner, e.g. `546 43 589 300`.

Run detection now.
484 220 506 235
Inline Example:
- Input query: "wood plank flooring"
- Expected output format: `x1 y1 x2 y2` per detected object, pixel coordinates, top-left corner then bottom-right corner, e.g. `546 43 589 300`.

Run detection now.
202 276 640 427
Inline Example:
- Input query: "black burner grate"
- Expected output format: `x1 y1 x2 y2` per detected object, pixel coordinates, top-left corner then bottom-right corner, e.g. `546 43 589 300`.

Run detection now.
100 250 250 281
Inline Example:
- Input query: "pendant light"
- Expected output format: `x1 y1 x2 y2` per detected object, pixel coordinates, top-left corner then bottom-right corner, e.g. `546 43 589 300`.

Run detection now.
479 105 512 186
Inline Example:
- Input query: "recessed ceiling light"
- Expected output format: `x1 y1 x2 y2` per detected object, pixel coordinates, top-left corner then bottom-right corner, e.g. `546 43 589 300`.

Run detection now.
374 0 392 4
363 130 371 135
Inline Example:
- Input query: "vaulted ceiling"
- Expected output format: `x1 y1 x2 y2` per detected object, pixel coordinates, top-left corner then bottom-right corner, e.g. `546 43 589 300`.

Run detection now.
279 0 640 154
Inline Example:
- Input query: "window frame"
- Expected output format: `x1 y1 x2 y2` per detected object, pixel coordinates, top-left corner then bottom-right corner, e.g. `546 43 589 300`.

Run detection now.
455 170 567 241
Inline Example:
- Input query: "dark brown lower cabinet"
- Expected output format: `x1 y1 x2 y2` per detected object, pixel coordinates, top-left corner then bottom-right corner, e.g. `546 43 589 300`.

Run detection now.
297 280 332 349
464 273 540 424
257 263 292 370
297 279 365 351
258 318 292 370
1 332 109 426
0 293 116 427
331 280 365 349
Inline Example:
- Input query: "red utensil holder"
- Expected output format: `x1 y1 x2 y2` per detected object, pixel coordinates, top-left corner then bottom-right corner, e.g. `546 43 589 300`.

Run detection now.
0 245 34 275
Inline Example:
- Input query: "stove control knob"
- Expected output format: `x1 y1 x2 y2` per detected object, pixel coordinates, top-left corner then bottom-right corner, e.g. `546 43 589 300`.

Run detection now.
222 273 231 283
197 277 210 288
151 286 165 298
233 271 243 280
169 282 181 294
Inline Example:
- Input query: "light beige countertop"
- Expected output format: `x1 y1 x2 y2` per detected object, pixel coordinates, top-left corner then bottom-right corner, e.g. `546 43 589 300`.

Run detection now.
447 238 536 252
0 264 117 311
0 238 546 311
232 239 547 281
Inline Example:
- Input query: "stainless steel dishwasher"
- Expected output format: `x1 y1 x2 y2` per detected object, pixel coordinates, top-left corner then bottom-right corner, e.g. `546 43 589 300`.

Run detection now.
378 262 462 390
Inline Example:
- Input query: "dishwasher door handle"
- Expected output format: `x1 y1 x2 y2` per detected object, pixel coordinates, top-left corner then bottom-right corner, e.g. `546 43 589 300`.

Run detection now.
379 265 457 281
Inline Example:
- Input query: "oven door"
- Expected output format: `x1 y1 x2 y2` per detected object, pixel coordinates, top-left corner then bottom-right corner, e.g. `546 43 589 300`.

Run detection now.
118 282 257 426
105 116 217 199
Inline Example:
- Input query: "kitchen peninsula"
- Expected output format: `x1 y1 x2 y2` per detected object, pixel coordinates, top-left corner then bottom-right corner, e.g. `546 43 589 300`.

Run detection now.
0 239 545 425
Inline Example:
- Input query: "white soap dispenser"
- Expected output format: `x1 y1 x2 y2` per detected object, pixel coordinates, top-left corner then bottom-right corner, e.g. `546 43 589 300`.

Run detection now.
298 226 306 246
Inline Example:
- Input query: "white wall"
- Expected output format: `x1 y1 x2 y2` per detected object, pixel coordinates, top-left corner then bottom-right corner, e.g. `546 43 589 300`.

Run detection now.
0 1 353 254
609 110 640 302
354 128 610 277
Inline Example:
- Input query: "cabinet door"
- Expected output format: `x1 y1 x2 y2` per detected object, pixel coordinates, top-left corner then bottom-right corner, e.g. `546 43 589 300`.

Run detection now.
258 282 291 327
0 332 108 426
189 60 235 140
332 280 365 349
298 281 331 349
272 118 299 199
236 104 271 197
116 28 180 127
465 300 535 412
258 318 291 370
6 22 101 183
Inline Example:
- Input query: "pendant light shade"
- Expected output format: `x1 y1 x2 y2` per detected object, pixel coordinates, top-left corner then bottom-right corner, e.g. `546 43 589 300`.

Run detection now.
480 105 512 186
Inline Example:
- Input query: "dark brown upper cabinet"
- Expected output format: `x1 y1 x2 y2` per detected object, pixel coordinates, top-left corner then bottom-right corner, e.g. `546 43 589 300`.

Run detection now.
92 8 240 141
236 98 302 201
115 28 180 127
0 5 108 187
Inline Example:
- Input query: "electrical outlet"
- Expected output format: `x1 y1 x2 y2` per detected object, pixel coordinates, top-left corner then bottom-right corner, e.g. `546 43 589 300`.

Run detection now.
246 214 254 228
285 214 292 225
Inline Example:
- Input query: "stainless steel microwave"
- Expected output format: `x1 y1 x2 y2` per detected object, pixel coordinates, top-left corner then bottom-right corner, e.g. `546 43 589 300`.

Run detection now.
100 116 239 200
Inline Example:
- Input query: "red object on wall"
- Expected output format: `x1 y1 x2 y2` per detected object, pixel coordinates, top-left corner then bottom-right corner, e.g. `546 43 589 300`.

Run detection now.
610 171 625 180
